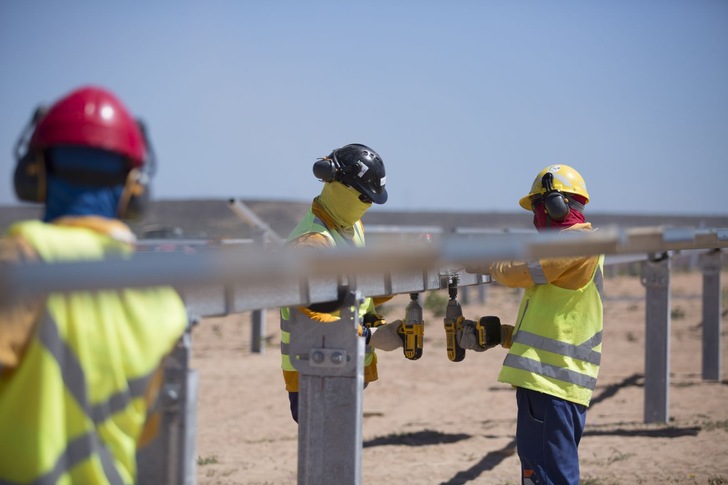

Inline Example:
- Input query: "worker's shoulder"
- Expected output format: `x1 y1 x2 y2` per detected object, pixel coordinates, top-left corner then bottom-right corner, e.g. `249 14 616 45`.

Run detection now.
0 234 37 263
289 232 332 249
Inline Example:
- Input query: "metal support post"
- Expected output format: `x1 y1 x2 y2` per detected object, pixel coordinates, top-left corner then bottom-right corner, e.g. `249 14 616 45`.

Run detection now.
289 291 364 485
251 308 266 353
700 249 722 381
477 283 487 304
137 317 199 485
460 286 469 305
641 253 671 424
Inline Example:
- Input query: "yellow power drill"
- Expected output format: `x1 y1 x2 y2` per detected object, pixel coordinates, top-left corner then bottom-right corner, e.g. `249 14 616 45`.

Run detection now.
399 293 424 360
443 277 466 362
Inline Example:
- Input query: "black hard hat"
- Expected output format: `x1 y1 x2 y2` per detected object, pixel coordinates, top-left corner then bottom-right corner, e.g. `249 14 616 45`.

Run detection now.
314 143 388 204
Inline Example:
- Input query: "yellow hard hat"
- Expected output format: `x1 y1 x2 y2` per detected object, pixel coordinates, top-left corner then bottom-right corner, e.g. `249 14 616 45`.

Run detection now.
519 164 590 211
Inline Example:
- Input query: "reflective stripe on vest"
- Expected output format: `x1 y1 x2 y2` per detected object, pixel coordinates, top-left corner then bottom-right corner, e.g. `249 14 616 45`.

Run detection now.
503 330 603 390
502 354 597 390
512 330 602 366
527 260 548 285
38 310 154 425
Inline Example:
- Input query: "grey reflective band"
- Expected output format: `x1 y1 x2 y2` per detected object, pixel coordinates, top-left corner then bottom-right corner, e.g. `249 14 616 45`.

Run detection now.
38 311 152 424
0 432 124 485
594 265 604 300
527 260 548 285
512 330 602 366
34 311 134 485
280 341 290 355
90 373 152 424
503 354 597 390
281 318 292 333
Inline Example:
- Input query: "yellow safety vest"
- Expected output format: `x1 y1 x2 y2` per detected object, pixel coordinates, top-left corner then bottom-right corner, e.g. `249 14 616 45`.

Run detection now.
280 210 377 391
0 221 187 484
498 255 605 407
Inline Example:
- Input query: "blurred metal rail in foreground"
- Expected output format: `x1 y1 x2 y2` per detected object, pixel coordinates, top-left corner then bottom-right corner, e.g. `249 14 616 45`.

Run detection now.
2 226 726 305
1 225 726 485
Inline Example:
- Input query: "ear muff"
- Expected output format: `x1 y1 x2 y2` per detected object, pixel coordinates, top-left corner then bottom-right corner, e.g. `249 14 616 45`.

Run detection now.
13 106 48 203
118 119 156 221
540 172 570 221
117 168 150 220
313 157 337 182
13 151 46 203
312 151 359 185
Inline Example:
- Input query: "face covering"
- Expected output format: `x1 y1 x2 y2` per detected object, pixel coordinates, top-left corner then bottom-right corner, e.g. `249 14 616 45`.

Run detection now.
43 177 124 222
316 181 372 229
532 193 587 232
42 146 127 222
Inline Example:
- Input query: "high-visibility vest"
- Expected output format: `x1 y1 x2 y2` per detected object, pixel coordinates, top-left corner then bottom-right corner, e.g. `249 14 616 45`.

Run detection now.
280 210 376 389
498 255 605 407
0 221 187 484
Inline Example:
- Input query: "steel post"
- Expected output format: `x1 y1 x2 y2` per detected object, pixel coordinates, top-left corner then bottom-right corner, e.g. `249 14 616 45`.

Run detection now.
137 320 199 484
641 253 671 423
700 249 722 381
289 292 364 485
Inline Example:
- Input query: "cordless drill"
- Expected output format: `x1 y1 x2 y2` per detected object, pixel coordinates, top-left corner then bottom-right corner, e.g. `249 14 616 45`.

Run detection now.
399 293 424 360
443 277 466 362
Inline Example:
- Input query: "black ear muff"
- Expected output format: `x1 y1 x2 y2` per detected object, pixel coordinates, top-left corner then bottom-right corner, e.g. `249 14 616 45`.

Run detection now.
313 157 337 182
118 168 150 221
118 119 155 221
13 106 48 203
541 172 570 220
13 151 46 203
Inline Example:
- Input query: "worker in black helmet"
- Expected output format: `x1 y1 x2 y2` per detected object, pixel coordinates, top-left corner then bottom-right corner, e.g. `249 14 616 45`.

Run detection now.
279 143 405 423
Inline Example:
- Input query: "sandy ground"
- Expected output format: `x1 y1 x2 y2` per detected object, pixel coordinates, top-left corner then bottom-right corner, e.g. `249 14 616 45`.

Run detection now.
191 271 728 485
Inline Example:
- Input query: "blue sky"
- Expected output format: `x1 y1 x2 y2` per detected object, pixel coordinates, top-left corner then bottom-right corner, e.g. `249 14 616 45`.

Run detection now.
1 1 726 215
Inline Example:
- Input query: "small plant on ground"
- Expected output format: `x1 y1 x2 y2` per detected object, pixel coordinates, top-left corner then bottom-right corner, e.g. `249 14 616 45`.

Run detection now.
671 306 686 319
197 455 219 466
424 291 448 318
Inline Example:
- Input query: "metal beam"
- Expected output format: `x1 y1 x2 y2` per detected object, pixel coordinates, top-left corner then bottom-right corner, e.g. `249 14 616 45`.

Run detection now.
2 227 726 312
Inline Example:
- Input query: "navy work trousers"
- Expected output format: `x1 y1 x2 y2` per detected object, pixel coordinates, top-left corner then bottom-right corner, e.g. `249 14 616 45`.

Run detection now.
516 387 587 485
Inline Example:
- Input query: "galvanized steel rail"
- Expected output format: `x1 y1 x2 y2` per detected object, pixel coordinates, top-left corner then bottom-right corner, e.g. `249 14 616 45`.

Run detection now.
1 225 726 485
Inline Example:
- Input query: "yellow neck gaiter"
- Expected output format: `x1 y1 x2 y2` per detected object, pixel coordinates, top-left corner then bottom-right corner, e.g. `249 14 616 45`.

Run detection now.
316 181 371 229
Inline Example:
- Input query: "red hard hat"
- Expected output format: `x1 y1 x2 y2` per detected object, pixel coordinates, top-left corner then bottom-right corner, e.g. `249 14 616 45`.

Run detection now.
30 86 147 167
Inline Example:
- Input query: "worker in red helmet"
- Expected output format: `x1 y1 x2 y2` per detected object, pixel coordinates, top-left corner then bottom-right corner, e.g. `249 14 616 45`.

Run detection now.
459 164 604 485
0 86 188 484
279 143 406 423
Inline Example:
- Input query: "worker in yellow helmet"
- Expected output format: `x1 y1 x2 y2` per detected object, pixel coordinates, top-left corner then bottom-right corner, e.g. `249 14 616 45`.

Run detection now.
280 143 405 422
0 86 188 484
460 164 604 485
